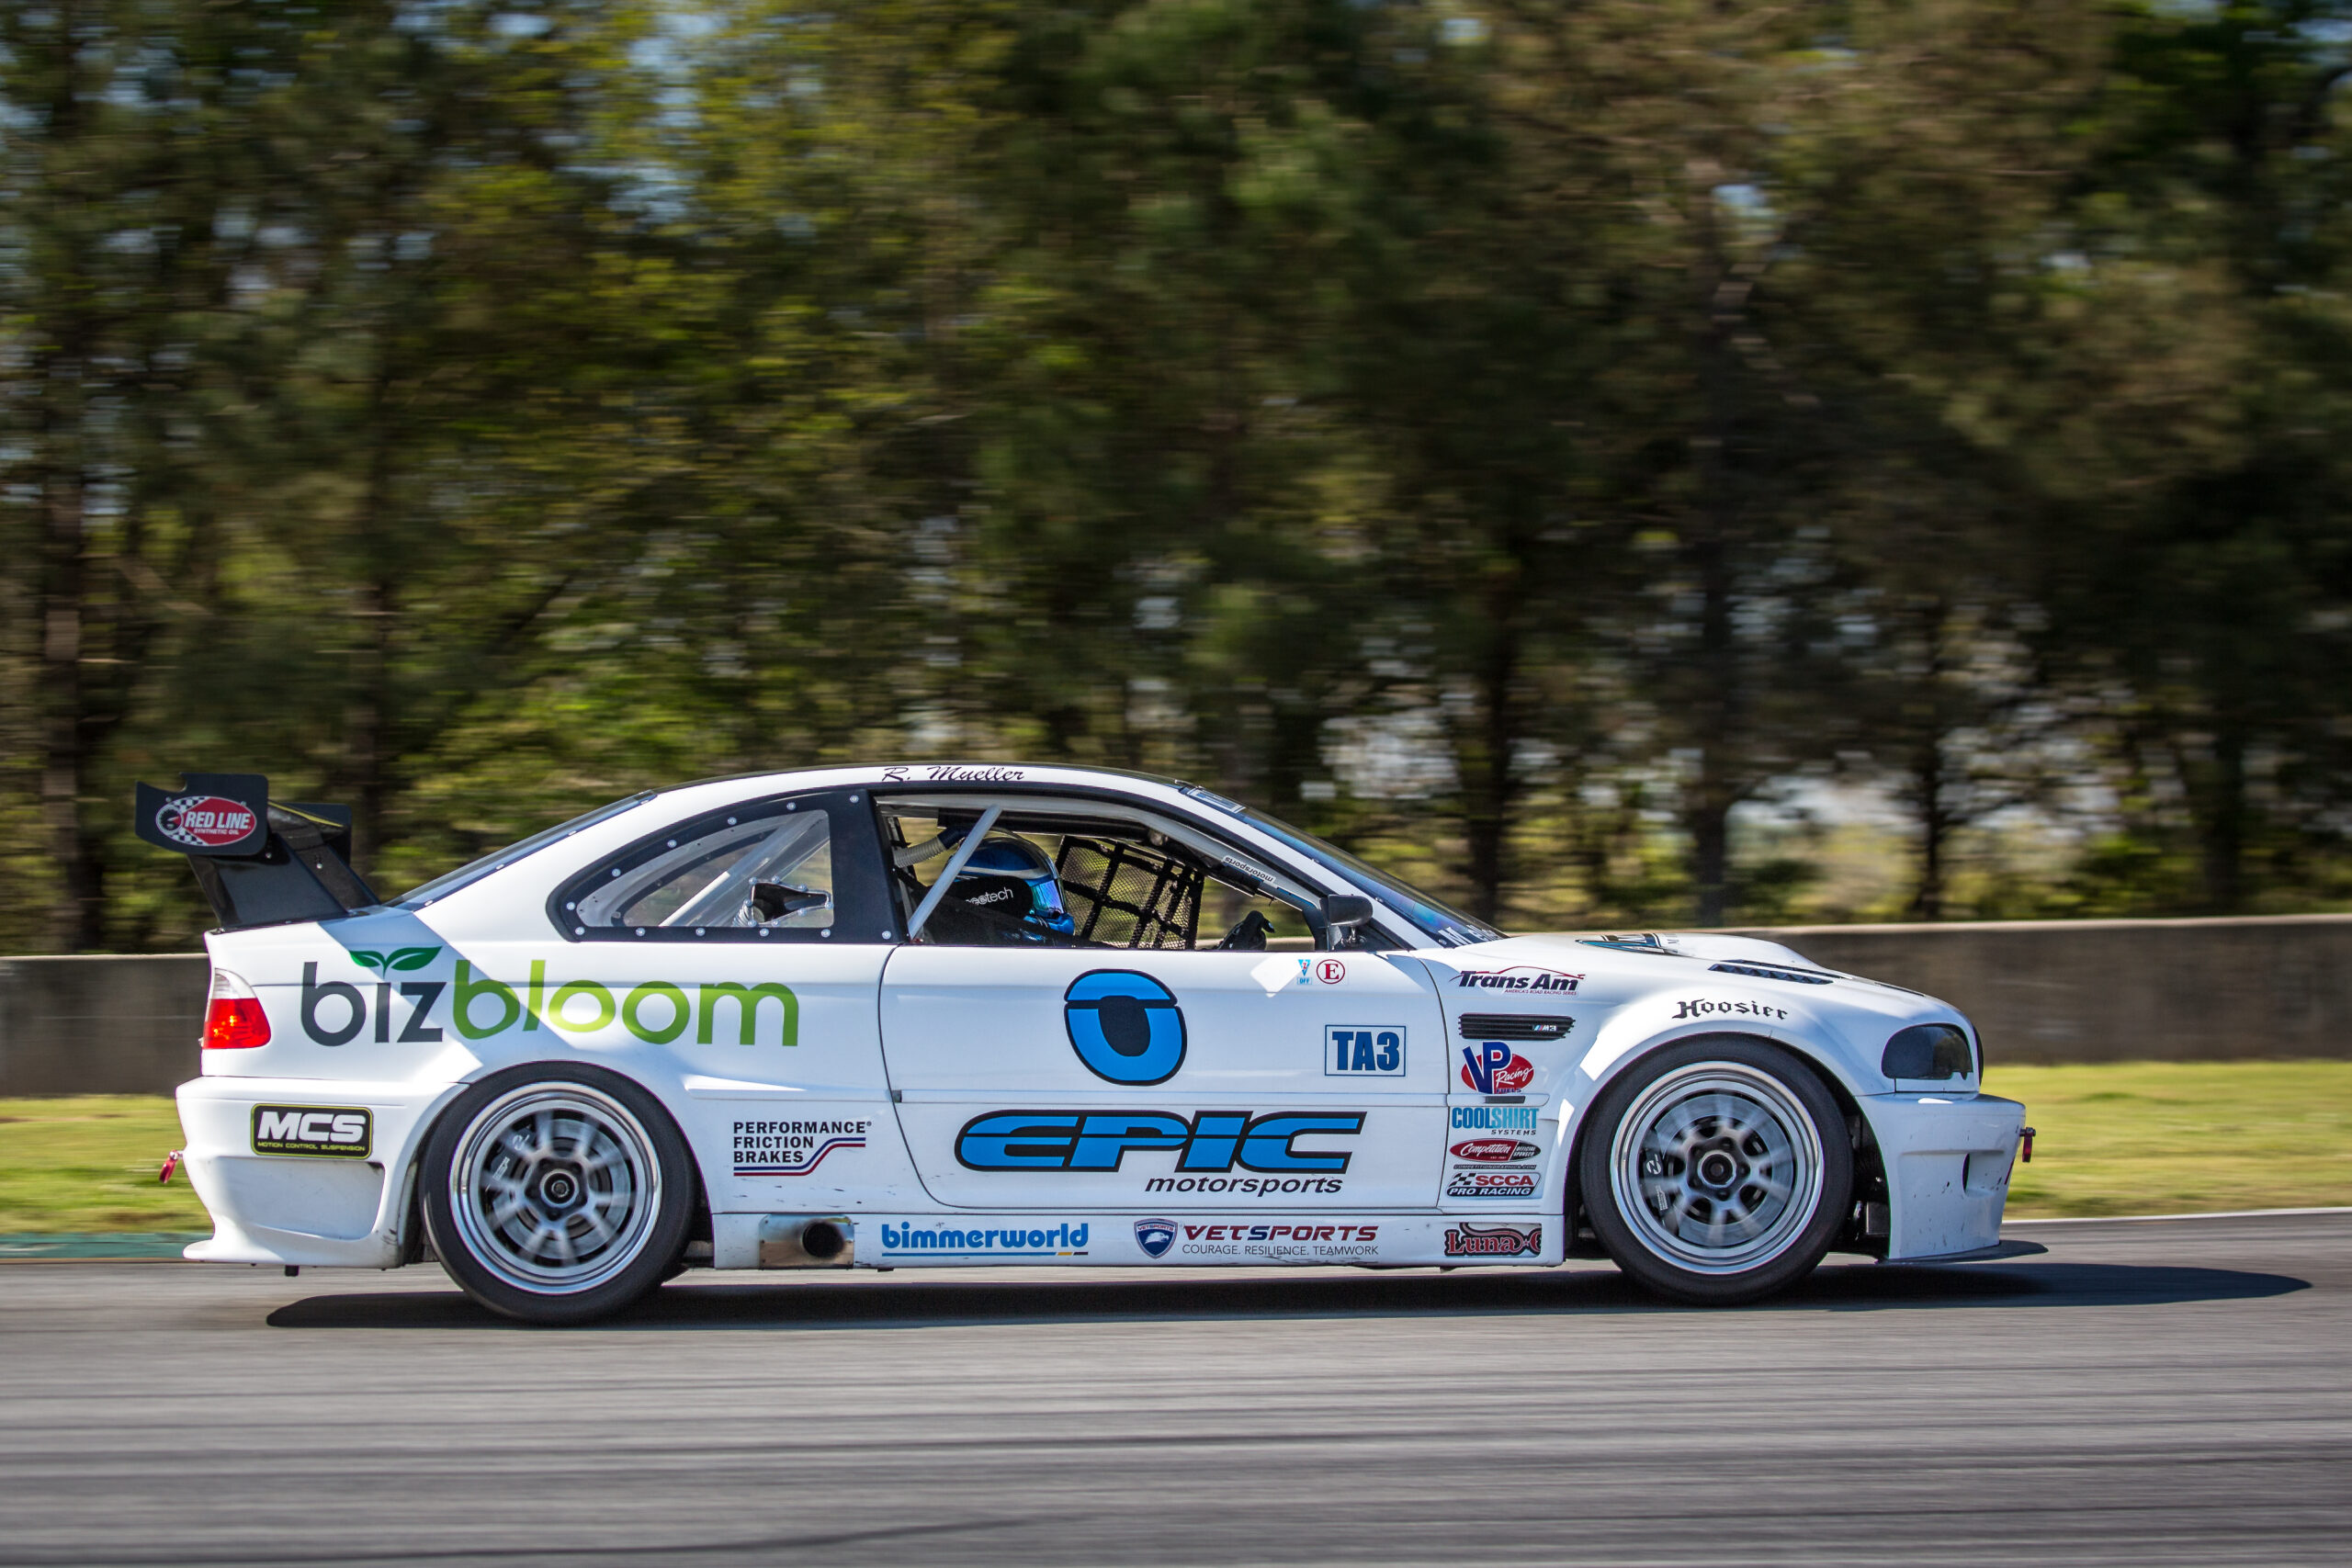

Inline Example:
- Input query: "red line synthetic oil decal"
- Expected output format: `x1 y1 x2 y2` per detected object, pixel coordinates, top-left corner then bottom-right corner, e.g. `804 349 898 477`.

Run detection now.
155 795 259 849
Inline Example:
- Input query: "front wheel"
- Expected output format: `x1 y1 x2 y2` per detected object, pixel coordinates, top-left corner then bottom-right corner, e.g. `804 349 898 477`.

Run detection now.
422 1066 693 1325
1577 1036 1852 1305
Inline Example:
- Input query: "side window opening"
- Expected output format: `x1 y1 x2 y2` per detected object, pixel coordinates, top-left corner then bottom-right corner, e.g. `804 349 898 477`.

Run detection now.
878 797 1318 951
553 795 875 941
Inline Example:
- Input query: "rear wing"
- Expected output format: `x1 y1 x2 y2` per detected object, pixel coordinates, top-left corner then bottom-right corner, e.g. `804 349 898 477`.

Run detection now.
134 773 377 931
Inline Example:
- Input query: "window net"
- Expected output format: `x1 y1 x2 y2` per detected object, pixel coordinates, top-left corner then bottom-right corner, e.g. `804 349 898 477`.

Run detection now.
1054 836 1203 950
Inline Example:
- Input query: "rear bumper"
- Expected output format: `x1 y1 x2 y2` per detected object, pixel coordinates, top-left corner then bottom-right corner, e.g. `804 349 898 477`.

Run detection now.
174 1077 458 1268
1864 1092 2028 1261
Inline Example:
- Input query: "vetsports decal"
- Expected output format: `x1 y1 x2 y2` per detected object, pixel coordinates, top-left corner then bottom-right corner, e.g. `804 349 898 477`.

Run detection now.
250 1104 372 1158
1170 1222 1382 1261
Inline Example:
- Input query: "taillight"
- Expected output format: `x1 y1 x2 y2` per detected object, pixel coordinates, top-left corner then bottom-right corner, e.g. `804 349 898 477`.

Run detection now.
202 969 271 1050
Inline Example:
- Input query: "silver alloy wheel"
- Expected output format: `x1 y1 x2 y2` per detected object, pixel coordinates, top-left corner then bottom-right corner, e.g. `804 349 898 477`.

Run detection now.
1608 1060 1826 1276
447 1084 663 1296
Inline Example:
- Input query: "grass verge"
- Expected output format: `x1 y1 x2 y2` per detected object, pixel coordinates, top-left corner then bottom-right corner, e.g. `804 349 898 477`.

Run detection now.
1986 1061 2352 1218
1 1065 2347 1234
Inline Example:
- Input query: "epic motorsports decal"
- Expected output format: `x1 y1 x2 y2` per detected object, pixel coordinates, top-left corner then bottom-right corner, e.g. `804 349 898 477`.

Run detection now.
251 1104 372 1158
295 955 798 1049
958 1111 1363 1197
1444 1223 1542 1258
732 1119 869 1177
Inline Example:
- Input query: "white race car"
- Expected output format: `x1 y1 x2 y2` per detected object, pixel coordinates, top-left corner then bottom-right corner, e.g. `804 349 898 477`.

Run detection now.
139 763 2026 1323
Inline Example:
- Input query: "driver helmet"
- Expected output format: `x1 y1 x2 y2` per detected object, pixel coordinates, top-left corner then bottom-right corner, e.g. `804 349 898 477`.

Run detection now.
948 834 1075 935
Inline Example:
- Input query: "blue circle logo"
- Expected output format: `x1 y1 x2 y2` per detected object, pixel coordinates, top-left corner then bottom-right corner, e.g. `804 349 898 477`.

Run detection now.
1064 970 1187 1085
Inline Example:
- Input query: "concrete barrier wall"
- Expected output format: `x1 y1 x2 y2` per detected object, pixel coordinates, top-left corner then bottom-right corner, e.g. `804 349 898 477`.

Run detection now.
5 914 2349 1092
1733 914 2352 1066
0 954 210 1096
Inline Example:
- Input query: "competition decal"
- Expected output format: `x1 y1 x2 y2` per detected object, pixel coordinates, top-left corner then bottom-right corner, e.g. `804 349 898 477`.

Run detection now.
1444 1223 1542 1258
877 1221 1088 1258
1135 1217 1179 1258
1325 1025 1406 1077
732 1118 869 1176
1175 1222 1382 1260
1446 1169 1541 1201
1458 1043 1535 1094
957 1109 1363 1177
1450 1138 1541 1164
251 1104 372 1158
1452 966 1581 994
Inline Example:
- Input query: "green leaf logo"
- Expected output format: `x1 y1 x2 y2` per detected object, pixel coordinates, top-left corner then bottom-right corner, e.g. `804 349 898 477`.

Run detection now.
388 946 442 972
350 951 387 974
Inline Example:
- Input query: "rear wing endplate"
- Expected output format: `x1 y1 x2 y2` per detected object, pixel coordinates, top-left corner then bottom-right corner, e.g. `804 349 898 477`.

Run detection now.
134 773 377 931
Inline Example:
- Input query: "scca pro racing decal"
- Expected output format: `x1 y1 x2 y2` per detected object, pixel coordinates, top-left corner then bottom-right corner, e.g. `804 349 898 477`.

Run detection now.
1444 1223 1542 1258
251 1105 372 1158
1452 965 1580 994
155 795 259 849
1447 1169 1541 1201
1452 1104 1538 1134
1175 1222 1382 1261
957 1110 1363 1179
878 1221 1087 1258
1064 970 1186 1085
732 1118 868 1176
1459 1043 1534 1094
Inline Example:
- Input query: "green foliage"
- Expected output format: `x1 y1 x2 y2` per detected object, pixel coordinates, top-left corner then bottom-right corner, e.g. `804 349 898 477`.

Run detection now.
7 0 2352 948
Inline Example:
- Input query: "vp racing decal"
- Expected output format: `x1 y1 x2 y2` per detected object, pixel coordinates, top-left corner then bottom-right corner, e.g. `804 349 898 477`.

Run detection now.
251 1105 372 1158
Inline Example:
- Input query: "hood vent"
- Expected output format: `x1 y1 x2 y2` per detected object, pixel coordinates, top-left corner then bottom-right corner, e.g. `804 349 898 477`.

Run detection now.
1458 1013 1576 1042
1709 961 1835 986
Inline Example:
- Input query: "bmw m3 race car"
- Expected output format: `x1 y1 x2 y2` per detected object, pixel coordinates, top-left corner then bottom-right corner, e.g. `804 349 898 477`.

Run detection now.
138 764 2027 1324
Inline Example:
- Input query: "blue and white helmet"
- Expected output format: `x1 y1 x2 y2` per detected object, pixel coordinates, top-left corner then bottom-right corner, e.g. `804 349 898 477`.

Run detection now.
949 834 1075 936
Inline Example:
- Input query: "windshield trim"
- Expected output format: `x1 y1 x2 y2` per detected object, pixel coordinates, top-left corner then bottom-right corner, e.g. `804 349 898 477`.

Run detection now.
1232 808 1504 947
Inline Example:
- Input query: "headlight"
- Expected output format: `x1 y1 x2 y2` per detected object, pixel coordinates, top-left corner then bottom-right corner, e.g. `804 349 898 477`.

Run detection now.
1882 1023 1973 1081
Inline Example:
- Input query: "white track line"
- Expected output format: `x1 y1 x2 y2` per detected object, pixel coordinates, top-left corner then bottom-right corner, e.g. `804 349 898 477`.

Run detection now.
2006 1205 2352 1225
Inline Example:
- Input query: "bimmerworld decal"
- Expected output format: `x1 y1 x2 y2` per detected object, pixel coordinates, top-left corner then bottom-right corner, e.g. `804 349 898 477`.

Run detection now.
295 960 797 1048
878 1221 1088 1258
956 1110 1363 1173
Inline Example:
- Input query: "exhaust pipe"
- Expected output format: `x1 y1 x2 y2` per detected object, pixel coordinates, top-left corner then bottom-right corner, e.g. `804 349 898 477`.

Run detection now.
755 1214 855 1269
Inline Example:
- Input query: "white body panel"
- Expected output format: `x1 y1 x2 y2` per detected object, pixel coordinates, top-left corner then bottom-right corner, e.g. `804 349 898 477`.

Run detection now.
167 762 2022 1273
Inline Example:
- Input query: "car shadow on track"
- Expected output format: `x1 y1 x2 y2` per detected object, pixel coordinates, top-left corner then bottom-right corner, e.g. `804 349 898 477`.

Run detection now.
266 1256 2309 1331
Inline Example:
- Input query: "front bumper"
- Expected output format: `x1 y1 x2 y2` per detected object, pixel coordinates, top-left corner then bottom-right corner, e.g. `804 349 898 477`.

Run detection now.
175 1077 458 1268
1864 1091 2028 1261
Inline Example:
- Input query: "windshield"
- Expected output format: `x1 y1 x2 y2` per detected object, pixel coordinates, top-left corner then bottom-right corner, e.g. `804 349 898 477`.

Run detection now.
1235 809 1504 947
393 792 656 909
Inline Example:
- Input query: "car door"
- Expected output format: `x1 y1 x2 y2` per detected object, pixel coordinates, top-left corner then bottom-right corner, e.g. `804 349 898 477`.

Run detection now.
879 894 1447 1213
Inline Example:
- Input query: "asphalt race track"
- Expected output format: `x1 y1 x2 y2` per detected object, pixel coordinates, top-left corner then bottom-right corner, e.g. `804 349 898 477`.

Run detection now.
0 1213 2346 1567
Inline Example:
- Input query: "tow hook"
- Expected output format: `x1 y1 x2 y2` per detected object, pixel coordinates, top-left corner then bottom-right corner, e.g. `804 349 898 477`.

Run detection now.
158 1150 184 1184
2018 1127 2036 1164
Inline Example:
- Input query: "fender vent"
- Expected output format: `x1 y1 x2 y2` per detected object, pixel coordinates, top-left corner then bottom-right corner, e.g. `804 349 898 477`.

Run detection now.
1458 1013 1575 1041
1709 961 1835 985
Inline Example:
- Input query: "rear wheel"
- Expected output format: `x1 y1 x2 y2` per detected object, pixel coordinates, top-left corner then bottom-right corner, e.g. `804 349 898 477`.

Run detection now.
422 1066 692 1325
1577 1036 1851 1304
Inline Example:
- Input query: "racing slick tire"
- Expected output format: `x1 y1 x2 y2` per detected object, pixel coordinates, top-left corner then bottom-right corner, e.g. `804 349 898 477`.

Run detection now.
422 1064 694 1325
1577 1035 1852 1306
